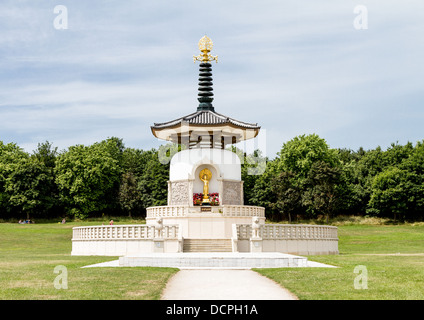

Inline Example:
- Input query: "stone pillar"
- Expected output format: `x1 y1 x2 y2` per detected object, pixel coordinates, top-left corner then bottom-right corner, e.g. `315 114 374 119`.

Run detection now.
250 216 262 252
153 217 164 253
153 239 165 253
250 238 263 253
217 178 223 206
188 179 194 207
167 181 171 205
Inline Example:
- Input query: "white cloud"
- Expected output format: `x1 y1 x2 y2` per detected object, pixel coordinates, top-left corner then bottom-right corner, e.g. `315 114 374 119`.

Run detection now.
0 0 423 156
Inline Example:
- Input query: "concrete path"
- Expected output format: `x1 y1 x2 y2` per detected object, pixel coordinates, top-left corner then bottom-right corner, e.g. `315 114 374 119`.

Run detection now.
161 269 298 300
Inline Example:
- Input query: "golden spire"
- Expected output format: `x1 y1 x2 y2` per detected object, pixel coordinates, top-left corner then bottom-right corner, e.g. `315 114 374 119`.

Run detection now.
193 35 218 63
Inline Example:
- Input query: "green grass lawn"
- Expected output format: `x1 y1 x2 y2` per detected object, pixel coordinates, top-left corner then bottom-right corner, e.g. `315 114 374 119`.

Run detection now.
0 218 423 300
255 223 424 300
0 221 178 300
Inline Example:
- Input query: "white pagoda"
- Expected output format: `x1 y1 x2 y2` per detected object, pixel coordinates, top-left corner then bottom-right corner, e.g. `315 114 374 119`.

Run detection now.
71 37 338 258
147 36 265 252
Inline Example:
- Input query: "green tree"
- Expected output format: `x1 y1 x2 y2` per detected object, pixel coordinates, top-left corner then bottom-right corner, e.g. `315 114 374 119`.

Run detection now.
270 134 342 219
337 160 367 216
278 134 340 181
55 139 122 219
346 142 416 217
118 171 142 217
33 141 58 168
138 149 169 209
33 141 61 217
121 148 149 178
0 142 29 217
368 167 410 220
5 156 56 220
302 161 342 223
270 171 301 223
233 147 268 206
249 159 280 220
397 141 424 219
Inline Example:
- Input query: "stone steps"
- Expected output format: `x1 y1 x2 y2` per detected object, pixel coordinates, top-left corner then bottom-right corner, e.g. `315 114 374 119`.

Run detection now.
183 239 232 252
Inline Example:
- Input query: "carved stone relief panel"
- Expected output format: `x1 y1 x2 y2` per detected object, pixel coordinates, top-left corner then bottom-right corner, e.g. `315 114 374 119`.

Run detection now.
222 181 243 205
169 181 189 206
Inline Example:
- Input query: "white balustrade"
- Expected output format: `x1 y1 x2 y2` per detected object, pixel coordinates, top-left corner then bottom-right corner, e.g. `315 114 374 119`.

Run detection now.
146 205 265 218
235 224 338 240
146 206 189 218
72 224 180 241
222 205 265 217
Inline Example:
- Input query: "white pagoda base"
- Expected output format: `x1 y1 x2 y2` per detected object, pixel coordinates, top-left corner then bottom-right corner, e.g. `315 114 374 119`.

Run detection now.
71 205 338 256
145 205 265 240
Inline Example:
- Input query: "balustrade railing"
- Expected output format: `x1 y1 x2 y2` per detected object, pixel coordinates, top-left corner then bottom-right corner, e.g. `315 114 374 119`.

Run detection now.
146 205 265 218
235 224 338 240
146 206 189 218
222 205 265 217
72 224 180 241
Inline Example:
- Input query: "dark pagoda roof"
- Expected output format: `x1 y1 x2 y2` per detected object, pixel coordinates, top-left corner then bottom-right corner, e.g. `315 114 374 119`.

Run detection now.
151 109 260 130
151 108 260 146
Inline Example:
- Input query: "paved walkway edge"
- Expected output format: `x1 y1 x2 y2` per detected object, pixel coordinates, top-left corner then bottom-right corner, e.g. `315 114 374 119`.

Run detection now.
160 269 298 300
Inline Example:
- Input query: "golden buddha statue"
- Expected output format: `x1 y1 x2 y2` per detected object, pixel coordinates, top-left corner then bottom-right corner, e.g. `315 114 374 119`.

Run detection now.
199 168 212 204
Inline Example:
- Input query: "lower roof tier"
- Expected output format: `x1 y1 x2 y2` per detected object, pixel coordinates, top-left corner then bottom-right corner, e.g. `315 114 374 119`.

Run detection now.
151 110 260 145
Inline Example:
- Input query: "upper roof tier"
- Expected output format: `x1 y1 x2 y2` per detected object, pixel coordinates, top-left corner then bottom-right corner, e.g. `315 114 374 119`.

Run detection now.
151 36 260 148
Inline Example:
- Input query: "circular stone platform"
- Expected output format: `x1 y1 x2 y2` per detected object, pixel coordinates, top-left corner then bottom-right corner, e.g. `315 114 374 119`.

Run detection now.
118 252 308 268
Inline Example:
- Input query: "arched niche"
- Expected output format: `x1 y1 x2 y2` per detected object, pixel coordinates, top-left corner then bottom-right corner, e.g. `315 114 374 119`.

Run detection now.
193 164 220 195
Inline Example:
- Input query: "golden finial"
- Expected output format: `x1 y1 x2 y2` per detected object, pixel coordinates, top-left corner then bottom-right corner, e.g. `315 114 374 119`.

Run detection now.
193 35 218 63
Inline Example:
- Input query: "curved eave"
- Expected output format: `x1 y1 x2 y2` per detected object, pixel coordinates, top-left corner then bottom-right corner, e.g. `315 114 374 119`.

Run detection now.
151 123 260 143
152 110 259 129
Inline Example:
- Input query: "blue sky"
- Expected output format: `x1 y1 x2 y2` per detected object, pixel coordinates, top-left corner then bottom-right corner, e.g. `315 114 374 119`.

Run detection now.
0 0 423 159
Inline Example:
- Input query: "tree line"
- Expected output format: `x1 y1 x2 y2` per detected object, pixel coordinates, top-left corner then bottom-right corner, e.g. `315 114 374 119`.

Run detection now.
0 137 169 220
0 134 423 221
243 134 424 222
